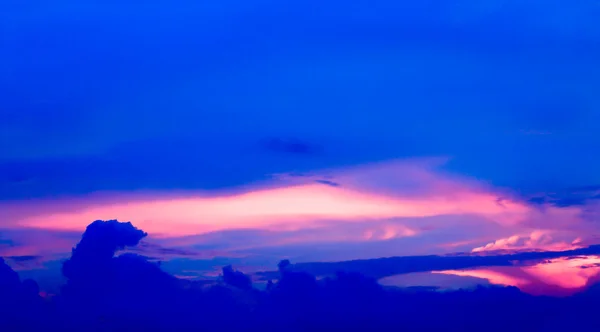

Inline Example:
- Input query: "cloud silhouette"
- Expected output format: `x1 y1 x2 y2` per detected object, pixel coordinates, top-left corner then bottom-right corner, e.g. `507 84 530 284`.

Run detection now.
4 219 600 331
472 230 581 253
222 265 252 290
255 245 600 285
62 219 147 281
0 258 46 330
528 185 600 207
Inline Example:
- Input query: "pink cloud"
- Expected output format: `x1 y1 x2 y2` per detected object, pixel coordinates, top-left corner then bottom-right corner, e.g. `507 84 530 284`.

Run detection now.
0 228 78 258
523 256 600 290
0 158 597 262
435 255 600 296
472 230 582 254
2 160 533 233
9 184 426 236
436 268 532 290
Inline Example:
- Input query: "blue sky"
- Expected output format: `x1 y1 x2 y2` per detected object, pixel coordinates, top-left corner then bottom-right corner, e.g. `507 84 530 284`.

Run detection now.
2 0 600 294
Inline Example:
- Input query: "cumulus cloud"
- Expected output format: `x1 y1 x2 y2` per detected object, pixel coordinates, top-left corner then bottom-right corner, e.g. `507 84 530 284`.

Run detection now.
471 230 582 254
59 219 182 313
62 220 147 280
0 257 46 330
222 265 252 290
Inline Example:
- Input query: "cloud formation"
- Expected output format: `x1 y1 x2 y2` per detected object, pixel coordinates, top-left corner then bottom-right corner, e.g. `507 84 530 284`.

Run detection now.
436 255 600 296
1 1 600 328
4 219 600 331
2 158 598 268
255 244 600 296
471 230 582 253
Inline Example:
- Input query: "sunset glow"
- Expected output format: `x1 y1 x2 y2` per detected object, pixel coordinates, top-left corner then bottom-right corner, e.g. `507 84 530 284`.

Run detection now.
436 255 600 296
4 1 600 329
1 159 595 262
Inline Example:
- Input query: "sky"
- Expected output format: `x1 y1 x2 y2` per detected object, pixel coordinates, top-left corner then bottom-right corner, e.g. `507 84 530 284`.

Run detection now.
2 0 600 295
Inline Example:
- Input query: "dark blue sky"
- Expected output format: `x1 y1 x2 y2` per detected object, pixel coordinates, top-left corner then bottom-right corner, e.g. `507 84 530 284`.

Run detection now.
2 0 600 199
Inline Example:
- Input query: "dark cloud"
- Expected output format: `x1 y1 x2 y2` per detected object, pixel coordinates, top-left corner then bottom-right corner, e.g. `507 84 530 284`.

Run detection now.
60 219 158 302
256 245 600 281
315 179 341 187
4 220 600 330
6 256 39 262
260 137 321 156
0 258 47 330
127 241 203 259
65 220 146 262
222 265 252 290
3 255 44 270
528 185 600 207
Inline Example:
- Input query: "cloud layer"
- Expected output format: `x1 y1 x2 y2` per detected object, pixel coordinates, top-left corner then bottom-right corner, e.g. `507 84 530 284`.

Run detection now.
2 158 599 272
5 219 600 331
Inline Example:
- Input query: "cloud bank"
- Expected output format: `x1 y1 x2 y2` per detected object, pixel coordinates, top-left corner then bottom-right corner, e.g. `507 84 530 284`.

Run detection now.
2 158 599 271
3 219 600 331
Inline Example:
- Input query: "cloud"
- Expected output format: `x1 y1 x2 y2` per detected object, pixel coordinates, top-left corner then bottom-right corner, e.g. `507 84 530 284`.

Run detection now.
528 185 600 207
221 265 252 290
2 0 600 327
59 219 182 320
123 241 212 260
471 230 581 253
1 255 45 271
254 245 600 294
0 228 81 267
159 220 419 250
0 257 46 329
314 179 341 187
436 255 600 296
6 219 600 330
260 137 322 156
2 158 598 268
62 220 148 281
3 159 571 235
5 255 39 262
